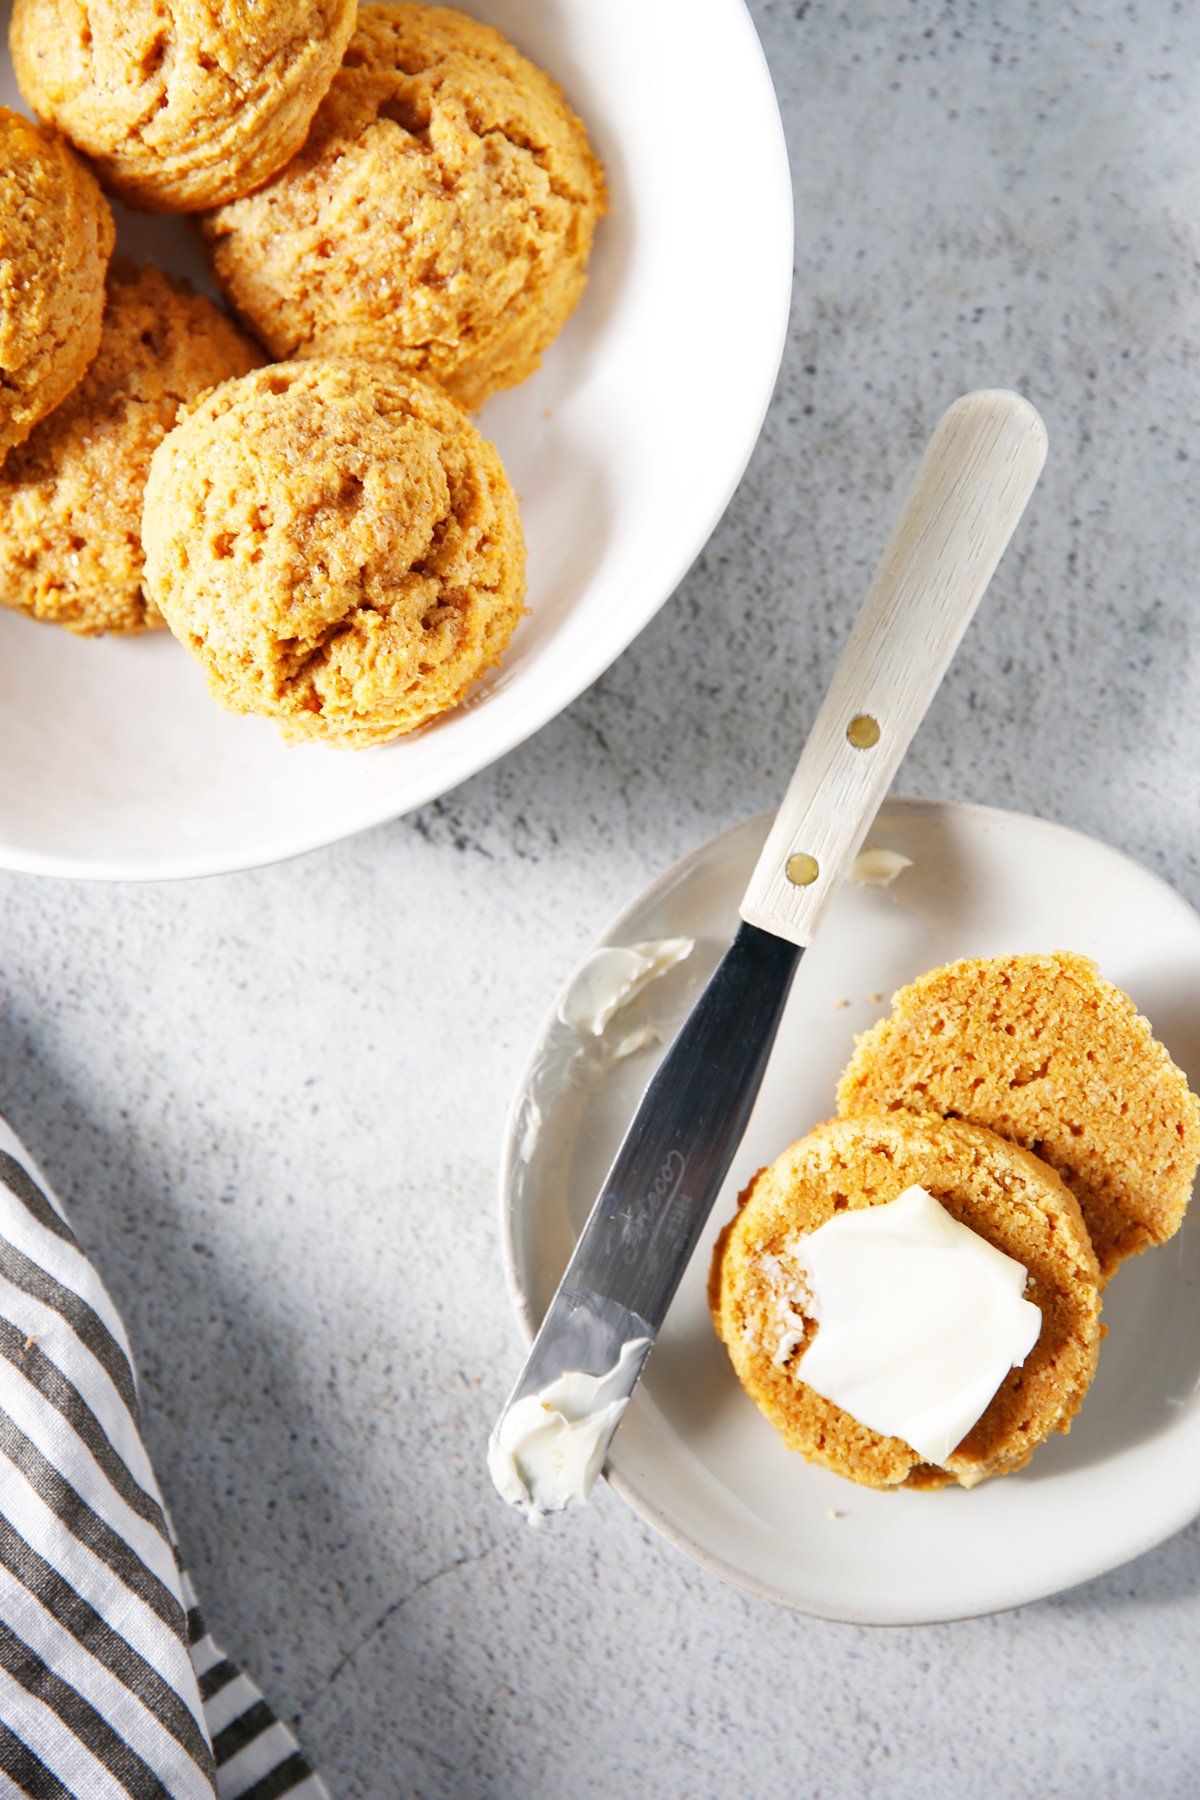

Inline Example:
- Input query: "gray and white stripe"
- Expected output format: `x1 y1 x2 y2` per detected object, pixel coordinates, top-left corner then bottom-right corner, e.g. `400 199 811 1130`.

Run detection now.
0 1123 326 1800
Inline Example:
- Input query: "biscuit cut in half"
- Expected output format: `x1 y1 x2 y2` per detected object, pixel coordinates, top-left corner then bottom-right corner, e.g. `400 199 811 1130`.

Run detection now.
141 359 526 746
710 1114 1102 1490
0 261 262 636
201 2 607 409
0 108 114 462
837 952 1200 1281
10 0 357 211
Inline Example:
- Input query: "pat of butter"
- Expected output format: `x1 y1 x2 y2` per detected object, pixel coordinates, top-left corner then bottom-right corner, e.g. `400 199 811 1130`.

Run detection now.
791 1184 1041 1467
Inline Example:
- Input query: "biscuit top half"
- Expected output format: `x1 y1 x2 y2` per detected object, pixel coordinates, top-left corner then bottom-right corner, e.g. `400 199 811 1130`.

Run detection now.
837 950 1200 1281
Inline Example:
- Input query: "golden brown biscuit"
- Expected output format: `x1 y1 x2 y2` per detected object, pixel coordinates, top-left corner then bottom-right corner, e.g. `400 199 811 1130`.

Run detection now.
202 3 607 410
837 952 1200 1281
141 359 526 745
10 0 357 212
710 1115 1102 1490
0 108 114 463
0 262 262 636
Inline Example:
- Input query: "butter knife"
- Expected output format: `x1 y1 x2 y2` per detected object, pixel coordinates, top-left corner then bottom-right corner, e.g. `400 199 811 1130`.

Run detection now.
490 389 1048 1521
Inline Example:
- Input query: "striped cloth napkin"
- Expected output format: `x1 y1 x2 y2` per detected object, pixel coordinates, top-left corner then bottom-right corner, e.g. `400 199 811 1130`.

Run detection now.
0 1118 327 1800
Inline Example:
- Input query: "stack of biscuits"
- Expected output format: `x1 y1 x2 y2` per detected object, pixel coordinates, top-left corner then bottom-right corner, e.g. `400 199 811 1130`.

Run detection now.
709 951 1200 1489
0 3 607 747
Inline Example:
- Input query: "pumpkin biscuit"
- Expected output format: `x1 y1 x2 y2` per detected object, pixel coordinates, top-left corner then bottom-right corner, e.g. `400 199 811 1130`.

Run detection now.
710 1114 1102 1490
837 952 1200 1281
201 3 607 410
141 359 526 746
0 262 262 636
0 108 114 463
10 0 357 212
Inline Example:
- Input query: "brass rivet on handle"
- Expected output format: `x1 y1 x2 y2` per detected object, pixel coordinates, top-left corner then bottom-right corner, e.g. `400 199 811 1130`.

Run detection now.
786 852 820 887
847 713 881 749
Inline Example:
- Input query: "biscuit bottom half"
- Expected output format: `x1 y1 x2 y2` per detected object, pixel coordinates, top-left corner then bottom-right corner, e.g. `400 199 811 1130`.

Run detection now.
709 1114 1102 1490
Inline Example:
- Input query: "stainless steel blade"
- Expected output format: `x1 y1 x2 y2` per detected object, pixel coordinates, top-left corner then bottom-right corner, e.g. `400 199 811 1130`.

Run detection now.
503 922 801 1411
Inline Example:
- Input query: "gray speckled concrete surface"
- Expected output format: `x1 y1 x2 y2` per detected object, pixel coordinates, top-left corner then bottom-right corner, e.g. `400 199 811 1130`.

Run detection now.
3 1 1200 1794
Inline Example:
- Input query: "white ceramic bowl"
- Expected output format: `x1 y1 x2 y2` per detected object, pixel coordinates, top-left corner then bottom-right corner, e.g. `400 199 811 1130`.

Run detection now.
500 800 1200 1623
0 0 792 878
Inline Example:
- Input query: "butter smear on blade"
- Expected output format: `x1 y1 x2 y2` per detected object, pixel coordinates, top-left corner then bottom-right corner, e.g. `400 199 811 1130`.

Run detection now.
488 1337 651 1525
792 1184 1041 1466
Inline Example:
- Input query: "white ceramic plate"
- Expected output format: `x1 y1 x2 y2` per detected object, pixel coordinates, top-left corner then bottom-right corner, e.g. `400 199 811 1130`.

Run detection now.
499 799 1200 1624
0 0 791 879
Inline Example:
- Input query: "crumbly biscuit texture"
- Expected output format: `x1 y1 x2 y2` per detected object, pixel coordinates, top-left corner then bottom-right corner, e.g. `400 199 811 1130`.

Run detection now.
10 0 357 211
202 2 607 409
141 359 526 745
710 1114 1102 1490
837 952 1200 1280
0 262 262 636
0 108 114 461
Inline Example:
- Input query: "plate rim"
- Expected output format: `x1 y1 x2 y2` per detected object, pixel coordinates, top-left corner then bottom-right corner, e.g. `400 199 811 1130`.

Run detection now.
496 795 1200 1624
0 0 794 883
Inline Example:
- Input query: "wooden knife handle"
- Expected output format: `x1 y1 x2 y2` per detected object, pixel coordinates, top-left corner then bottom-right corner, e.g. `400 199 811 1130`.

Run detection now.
739 388 1047 947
